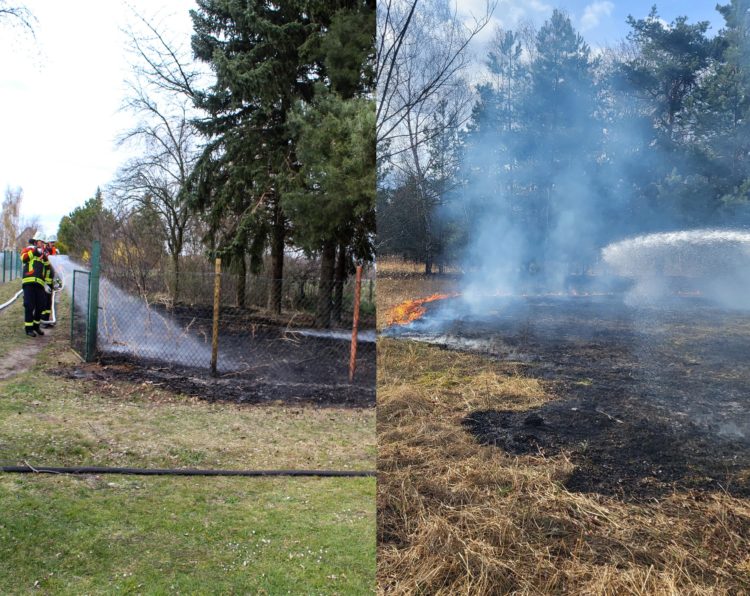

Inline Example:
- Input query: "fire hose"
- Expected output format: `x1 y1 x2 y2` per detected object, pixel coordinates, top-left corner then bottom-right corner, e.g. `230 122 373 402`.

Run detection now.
0 277 63 319
1 464 375 478
0 289 23 312
47 275 64 325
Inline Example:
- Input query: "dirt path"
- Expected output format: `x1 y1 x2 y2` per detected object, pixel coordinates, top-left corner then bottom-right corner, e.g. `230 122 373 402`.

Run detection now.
0 337 49 381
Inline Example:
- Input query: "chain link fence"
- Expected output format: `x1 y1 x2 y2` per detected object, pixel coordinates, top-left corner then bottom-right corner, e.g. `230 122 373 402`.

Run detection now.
0 249 22 283
70 269 92 360
66 251 376 404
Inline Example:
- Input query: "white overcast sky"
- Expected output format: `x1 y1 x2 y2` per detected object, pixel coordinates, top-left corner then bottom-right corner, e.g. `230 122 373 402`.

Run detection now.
0 0 196 238
0 0 727 239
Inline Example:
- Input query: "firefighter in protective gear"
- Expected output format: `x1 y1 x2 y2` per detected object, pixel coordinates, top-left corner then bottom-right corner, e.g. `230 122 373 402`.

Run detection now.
40 241 56 327
21 238 48 337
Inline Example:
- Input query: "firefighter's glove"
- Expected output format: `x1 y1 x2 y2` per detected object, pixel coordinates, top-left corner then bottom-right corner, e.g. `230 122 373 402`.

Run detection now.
44 284 52 294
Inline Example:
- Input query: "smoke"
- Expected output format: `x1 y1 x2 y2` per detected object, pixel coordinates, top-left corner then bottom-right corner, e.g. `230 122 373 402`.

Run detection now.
454 99 619 311
441 7 749 313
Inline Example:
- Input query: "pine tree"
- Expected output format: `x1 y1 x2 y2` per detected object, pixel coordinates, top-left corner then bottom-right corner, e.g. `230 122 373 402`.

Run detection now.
519 10 600 268
189 0 373 317
283 2 375 326
286 90 375 326
701 0 750 216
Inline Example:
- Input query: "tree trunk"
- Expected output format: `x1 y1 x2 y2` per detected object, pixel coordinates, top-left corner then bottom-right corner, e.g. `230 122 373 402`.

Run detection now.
423 208 434 275
315 240 336 328
406 110 434 277
171 252 180 308
424 243 433 276
332 242 346 323
236 253 246 308
267 198 285 314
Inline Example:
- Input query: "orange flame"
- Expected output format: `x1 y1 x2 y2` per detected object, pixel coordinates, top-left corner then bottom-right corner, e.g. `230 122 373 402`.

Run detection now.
385 293 459 326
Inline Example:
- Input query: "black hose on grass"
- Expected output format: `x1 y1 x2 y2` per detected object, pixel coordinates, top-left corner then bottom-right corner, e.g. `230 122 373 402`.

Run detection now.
1 465 375 477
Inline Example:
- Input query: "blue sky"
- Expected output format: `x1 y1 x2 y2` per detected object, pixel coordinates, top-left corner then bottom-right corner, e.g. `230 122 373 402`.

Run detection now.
459 0 728 60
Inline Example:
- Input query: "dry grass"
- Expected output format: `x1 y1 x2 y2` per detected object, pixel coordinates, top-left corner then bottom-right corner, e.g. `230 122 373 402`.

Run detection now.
375 264 460 331
378 257 463 277
377 338 750 595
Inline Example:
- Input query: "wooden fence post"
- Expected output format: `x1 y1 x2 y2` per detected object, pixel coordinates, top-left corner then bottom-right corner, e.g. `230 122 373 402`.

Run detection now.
349 265 362 382
211 258 221 376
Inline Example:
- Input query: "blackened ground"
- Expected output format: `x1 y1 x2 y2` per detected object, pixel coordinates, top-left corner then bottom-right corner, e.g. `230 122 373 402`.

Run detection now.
394 295 750 500
57 355 374 407
67 303 375 407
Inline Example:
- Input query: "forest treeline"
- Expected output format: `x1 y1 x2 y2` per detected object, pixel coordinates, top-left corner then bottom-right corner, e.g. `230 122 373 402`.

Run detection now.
53 0 374 327
377 1 750 275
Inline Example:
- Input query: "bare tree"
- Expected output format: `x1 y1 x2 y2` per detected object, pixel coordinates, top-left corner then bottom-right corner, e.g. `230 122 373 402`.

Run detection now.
397 81 469 273
381 1 479 273
376 0 495 154
106 202 164 299
110 14 202 305
121 11 200 100
0 186 22 249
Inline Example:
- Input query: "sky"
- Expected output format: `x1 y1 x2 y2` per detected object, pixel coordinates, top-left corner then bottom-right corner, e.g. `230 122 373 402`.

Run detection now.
0 0 196 239
0 0 730 241
459 0 726 48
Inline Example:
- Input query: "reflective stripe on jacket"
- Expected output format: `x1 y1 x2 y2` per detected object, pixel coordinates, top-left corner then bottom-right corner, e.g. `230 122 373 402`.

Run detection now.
21 247 46 285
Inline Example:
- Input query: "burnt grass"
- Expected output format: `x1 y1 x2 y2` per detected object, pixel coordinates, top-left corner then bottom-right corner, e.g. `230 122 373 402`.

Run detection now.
395 295 750 500
63 304 375 408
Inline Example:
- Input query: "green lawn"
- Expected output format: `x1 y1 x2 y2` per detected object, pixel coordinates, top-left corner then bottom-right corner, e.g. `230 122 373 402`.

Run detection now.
0 279 26 357
0 475 374 594
0 287 376 594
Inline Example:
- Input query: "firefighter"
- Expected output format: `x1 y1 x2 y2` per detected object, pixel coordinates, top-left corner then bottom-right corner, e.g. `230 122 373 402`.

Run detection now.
21 238 47 337
40 239 56 327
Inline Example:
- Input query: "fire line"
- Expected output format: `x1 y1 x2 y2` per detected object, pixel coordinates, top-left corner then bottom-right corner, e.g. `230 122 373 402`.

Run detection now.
385 293 459 326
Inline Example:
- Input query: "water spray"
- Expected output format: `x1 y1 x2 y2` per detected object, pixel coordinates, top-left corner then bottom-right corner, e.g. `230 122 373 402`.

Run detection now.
602 228 750 309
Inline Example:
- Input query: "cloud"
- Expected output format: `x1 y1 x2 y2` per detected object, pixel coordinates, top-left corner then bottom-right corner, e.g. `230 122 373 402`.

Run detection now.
456 0 552 30
456 0 554 47
580 1 615 32
495 0 552 26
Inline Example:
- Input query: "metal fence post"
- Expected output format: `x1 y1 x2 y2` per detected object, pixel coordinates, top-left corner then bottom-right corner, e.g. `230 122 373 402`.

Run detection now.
86 241 101 362
2 250 5 283
349 264 362 382
70 272 77 344
211 257 221 376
